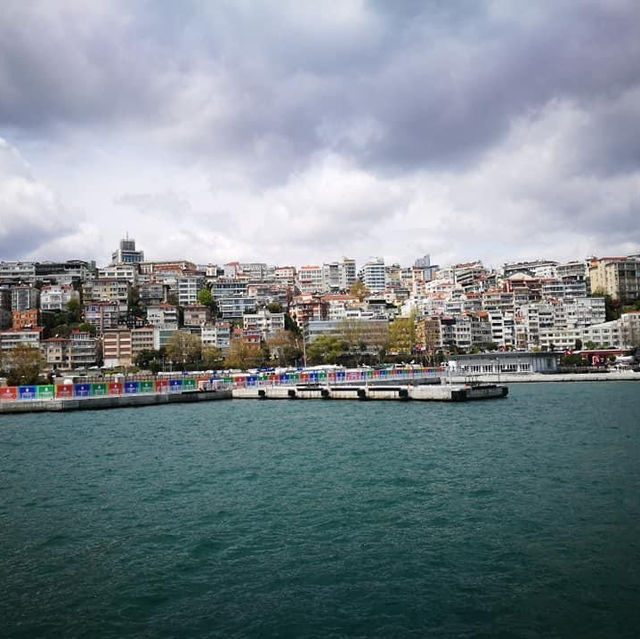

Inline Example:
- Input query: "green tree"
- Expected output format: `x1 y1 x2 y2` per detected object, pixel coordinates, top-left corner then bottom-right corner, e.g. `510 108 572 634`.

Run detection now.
349 280 370 302
306 335 347 365
266 301 283 313
66 298 82 324
604 295 622 322
166 332 202 368
6 345 44 385
197 288 213 307
202 347 224 370
128 286 144 317
388 317 415 355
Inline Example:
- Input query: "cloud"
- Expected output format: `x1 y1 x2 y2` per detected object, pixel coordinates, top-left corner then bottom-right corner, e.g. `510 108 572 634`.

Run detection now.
0 1 638 267
0 137 80 259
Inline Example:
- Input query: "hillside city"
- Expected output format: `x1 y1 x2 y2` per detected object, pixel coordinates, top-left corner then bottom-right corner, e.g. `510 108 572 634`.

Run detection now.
1 237 640 382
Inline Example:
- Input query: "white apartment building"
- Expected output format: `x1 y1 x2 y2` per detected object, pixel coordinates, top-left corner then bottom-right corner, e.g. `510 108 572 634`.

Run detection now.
146 304 179 327
275 266 296 287
243 309 285 338
201 323 231 352
40 285 80 311
358 258 386 292
98 264 139 283
297 266 324 293
177 276 205 307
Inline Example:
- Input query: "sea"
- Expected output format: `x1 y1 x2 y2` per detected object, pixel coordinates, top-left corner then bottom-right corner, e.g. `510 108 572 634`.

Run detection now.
1 382 639 638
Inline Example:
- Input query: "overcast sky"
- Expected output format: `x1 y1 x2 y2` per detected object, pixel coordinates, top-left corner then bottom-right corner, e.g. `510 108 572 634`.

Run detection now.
1 0 639 269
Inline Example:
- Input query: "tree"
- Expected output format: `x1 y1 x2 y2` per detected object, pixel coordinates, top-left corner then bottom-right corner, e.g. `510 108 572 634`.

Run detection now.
128 286 144 317
135 348 166 373
202 347 224 370
166 332 202 368
224 338 264 370
574 338 583 350
388 317 415 355
349 280 370 302
6 345 44 386
266 301 283 313
306 335 347 365
266 329 301 366
66 298 82 324
197 288 213 307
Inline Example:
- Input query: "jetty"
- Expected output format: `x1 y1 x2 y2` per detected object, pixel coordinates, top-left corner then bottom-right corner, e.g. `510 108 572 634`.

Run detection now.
233 383 508 402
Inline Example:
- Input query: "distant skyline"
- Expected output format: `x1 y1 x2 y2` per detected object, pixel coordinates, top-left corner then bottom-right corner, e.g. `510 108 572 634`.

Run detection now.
1 1 639 267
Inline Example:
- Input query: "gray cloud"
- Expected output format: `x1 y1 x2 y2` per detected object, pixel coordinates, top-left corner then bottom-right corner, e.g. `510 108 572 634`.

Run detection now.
0 1 639 264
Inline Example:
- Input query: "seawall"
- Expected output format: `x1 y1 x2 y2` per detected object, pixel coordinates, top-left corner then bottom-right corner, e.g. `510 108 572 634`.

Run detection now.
0 389 232 415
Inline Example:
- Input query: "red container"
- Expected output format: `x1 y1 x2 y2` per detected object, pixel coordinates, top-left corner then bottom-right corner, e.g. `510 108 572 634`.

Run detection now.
55 384 74 398
0 386 18 400
154 379 169 392
108 382 123 395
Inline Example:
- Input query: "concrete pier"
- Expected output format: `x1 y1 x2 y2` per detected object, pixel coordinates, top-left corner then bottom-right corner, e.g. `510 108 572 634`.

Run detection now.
233 384 508 402
0 389 232 414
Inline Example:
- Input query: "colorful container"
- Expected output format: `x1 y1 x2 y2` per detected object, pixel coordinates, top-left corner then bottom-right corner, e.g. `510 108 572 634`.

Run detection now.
124 381 140 394
0 386 18 400
90 383 108 396
36 385 55 400
108 382 123 395
55 384 74 398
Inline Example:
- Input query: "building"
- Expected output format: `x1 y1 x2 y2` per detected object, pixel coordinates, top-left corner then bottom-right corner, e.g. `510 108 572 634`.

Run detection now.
146 304 179 328
0 262 37 285
83 279 130 311
11 285 39 311
41 337 70 370
35 260 95 285
358 258 386 292
201 323 232 352
68 331 98 369
183 304 212 327
449 351 557 375
177 276 206 306
84 301 121 333
12 309 40 330
98 264 139 282
297 266 324 293
589 257 640 303
131 327 155 359
0 328 42 353
103 330 133 368
243 309 285 339
112 237 144 265
40 284 80 311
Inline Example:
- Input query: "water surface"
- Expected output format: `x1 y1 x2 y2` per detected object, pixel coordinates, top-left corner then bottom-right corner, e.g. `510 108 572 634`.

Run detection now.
1 382 639 638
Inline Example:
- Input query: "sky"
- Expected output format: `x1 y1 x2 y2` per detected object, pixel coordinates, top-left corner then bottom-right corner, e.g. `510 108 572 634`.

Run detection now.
0 0 639 269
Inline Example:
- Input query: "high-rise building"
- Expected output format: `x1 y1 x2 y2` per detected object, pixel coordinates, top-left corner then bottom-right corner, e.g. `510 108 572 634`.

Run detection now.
112 237 144 265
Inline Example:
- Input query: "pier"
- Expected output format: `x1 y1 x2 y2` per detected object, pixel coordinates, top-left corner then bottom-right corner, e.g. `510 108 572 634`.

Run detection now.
233 383 508 402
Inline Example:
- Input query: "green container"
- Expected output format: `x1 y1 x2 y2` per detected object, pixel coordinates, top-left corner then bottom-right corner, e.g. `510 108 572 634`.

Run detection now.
91 383 107 396
140 380 154 393
36 385 55 399
182 377 196 390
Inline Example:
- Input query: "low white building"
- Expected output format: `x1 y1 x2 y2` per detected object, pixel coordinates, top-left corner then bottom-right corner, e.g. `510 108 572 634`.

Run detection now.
40 285 80 311
243 309 285 338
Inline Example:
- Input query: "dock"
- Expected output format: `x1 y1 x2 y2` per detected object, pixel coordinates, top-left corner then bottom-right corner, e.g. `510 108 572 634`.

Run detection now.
232 383 508 402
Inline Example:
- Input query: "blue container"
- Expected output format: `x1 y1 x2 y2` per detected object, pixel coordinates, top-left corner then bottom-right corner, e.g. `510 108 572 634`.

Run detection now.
18 385 37 400
169 379 183 392
124 381 139 394
74 384 90 397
